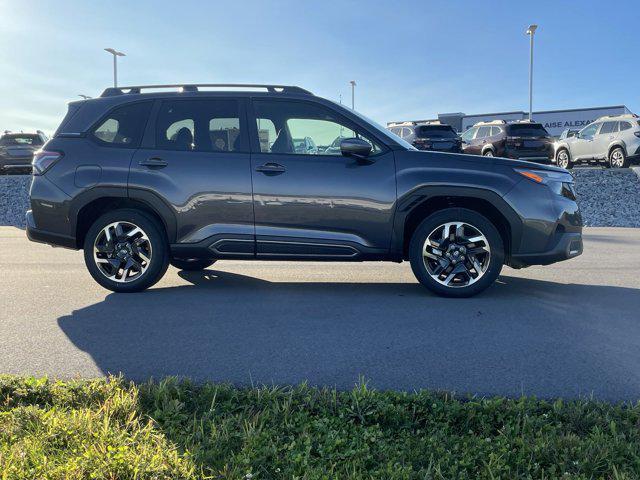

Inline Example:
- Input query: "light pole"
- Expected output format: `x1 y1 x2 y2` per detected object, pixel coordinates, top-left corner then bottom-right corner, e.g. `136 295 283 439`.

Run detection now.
525 25 537 121
104 48 126 87
349 80 356 110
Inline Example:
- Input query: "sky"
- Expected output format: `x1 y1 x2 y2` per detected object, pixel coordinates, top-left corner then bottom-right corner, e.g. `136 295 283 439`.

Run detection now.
1 0 639 134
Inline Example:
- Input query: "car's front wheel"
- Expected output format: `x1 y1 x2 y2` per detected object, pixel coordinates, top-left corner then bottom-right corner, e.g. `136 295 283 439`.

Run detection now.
170 258 216 271
83 209 169 293
556 148 571 169
409 208 504 297
609 147 628 168
483 150 494 157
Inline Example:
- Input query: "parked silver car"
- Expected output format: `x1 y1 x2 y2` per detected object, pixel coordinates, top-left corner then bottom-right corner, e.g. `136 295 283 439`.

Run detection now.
554 114 640 169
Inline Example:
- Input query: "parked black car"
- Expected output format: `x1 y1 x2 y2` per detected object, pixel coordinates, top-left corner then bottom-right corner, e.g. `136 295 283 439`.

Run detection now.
461 120 554 163
0 131 48 173
388 122 461 153
26 84 582 297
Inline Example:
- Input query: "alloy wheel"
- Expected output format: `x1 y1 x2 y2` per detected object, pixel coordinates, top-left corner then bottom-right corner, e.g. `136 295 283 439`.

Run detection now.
557 150 570 169
422 222 491 288
610 149 625 168
93 221 152 283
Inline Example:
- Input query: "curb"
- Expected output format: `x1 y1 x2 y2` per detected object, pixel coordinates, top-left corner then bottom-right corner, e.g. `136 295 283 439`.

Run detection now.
631 166 640 181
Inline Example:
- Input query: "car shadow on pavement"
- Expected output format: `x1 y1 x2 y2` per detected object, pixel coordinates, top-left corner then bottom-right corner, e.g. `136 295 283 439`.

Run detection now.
58 270 640 400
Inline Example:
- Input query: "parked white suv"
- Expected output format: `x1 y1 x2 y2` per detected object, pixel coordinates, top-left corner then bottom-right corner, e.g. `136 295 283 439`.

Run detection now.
554 114 640 169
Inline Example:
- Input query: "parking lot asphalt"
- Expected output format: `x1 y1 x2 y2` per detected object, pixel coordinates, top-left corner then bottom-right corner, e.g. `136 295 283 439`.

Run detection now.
1 226 639 401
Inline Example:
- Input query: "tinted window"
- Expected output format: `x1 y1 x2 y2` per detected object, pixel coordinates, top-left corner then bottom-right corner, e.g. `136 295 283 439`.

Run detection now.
599 122 616 134
92 102 152 147
491 126 503 136
620 121 632 131
253 100 382 155
0 134 42 146
506 123 549 137
416 125 457 139
155 99 245 152
476 126 491 138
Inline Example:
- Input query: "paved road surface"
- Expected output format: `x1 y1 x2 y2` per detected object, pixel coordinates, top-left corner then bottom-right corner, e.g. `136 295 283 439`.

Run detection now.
1 226 639 401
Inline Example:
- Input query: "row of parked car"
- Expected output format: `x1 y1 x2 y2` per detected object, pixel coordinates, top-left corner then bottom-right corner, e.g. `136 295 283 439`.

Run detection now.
388 113 640 169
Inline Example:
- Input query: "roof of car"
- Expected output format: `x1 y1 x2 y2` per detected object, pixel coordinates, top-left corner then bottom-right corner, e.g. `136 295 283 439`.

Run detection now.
100 84 313 98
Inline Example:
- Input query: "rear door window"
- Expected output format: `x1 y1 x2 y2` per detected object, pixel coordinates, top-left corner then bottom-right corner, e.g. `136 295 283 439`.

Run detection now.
620 121 632 131
599 122 616 135
91 102 152 147
476 126 491 138
155 99 246 152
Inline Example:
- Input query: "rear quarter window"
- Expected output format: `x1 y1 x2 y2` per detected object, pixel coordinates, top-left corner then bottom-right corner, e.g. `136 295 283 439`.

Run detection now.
91 102 152 147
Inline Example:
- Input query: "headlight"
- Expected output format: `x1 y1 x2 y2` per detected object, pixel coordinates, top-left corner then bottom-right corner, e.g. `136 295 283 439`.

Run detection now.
514 168 576 200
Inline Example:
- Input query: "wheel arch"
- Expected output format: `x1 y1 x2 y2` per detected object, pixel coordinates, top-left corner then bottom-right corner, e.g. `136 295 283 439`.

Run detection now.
608 142 627 158
481 145 495 155
71 187 176 248
393 186 522 262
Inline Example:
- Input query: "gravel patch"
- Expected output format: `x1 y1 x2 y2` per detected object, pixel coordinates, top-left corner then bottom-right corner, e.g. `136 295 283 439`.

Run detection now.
1 169 639 229
572 168 640 227
0 175 30 228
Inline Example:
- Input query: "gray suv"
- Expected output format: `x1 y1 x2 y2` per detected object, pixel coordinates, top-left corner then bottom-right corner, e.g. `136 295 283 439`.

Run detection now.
554 114 640 169
26 84 583 297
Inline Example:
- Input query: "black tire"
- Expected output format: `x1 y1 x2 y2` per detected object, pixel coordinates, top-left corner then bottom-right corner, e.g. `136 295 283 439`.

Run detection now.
409 208 504 298
83 209 169 293
556 148 571 169
609 147 628 169
170 258 216 271
483 150 494 157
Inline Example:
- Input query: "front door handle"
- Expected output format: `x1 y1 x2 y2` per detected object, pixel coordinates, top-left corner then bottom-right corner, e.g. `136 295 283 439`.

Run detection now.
255 162 286 175
139 157 168 168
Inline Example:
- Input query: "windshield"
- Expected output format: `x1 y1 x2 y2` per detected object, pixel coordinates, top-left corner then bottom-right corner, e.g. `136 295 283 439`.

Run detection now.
416 125 457 139
0 134 42 146
327 100 417 150
506 123 549 137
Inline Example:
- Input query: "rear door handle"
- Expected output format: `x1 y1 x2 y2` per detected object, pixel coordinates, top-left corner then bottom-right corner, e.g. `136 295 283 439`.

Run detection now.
255 162 286 175
139 157 168 168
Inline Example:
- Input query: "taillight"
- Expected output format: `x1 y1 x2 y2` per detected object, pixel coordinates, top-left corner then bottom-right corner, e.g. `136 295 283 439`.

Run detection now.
32 150 62 175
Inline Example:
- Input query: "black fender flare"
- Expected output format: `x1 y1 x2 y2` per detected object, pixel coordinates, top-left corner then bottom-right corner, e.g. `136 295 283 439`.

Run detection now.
391 185 523 258
68 186 178 244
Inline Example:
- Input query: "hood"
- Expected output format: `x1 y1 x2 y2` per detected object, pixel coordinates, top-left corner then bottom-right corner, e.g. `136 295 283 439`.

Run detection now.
491 156 566 173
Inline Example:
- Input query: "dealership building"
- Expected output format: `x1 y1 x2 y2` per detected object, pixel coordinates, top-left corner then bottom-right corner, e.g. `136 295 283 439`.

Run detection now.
390 105 633 137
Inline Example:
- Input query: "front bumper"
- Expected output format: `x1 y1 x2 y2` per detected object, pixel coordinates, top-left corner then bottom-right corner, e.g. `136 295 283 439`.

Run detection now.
509 232 582 267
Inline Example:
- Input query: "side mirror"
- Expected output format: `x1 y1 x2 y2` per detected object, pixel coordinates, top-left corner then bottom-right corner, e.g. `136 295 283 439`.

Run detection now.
340 137 372 159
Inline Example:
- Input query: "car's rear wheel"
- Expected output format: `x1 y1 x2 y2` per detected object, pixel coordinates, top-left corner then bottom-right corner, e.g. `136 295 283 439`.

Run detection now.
83 209 169 293
483 150 494 157
170 258 216 271
609 147 628 168
409 208 504 297
556 148 571 169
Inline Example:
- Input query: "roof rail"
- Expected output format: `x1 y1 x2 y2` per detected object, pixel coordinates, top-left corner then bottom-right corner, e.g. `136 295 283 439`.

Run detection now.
594 113 638 121
387 121 417 127
100 83 313 97
473 119 507 126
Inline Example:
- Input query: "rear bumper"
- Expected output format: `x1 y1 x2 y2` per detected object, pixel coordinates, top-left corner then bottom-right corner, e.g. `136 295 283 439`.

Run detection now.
25 210 77 249
510 232 582 267
0 157 32 171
